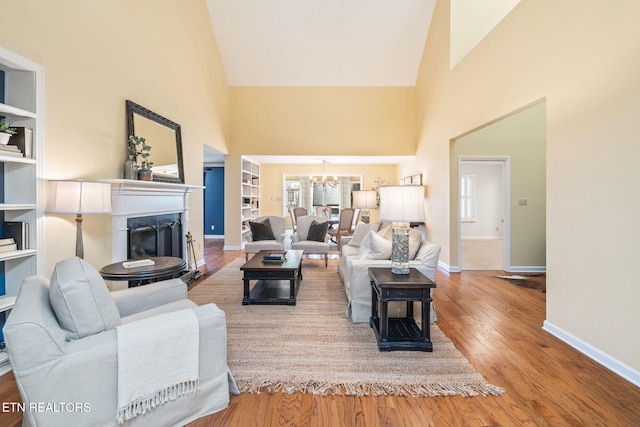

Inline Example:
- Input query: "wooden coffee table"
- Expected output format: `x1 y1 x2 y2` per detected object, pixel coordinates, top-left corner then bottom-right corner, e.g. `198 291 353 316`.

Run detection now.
240 250 303 305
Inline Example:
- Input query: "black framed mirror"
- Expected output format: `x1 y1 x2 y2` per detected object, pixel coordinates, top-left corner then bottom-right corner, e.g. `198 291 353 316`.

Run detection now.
126 100 185 184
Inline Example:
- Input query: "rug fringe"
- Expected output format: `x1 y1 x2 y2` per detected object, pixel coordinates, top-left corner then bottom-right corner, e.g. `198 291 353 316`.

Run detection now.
238 379 505 398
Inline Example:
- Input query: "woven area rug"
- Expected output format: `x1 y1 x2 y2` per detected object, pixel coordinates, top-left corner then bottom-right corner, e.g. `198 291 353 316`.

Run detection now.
189 257 505 397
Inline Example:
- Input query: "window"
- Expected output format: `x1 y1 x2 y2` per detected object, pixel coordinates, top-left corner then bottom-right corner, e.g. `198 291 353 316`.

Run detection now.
460 174 476 222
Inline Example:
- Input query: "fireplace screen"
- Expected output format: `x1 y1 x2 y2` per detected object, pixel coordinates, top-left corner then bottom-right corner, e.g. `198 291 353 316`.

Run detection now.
127 214 182 259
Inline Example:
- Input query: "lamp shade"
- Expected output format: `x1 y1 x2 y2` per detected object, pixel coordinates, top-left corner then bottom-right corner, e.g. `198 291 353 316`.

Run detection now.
46 180 112 214
378 185 425 222
352 190 377 209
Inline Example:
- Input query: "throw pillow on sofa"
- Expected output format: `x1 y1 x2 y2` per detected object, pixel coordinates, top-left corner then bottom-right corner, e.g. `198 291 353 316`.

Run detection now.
367 231 392 259
347 221 381 247
308 220 329 242
49 257 121 339
358 226 392 260
249 217 275 241
408 228 423 259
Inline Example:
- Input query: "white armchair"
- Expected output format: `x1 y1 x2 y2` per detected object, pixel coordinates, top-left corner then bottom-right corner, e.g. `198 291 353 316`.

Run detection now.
290 215 330 267
244 215 286 260
3 257 238 427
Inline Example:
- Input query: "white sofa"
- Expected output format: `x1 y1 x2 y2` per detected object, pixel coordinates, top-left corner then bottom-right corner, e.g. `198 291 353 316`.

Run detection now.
338 222 441 323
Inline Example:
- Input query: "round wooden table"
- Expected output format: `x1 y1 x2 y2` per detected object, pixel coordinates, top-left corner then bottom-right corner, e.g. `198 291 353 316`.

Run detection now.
99 256 187 287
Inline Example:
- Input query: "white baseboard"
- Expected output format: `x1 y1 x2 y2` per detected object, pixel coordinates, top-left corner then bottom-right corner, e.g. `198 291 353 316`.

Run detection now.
223 245 242 251
438 261 545 274
204 234 224 239
543 320 640 387
509 266 547 273
438 260 461 273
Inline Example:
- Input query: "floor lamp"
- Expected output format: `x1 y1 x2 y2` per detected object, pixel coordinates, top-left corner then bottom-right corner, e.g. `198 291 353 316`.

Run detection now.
378 185 425 274
46 180 112 259
352 189 377 223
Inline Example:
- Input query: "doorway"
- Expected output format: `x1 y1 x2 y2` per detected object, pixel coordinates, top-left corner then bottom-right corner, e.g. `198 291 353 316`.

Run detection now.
459 158 510 271
203 145 226 239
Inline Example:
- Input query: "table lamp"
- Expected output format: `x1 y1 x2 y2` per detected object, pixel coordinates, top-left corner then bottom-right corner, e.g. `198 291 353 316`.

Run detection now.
378 185 425 274
46 180 112 259
352 190 377 223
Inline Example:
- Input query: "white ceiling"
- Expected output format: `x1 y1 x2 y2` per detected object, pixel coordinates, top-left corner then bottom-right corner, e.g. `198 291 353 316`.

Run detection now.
206 0 436 86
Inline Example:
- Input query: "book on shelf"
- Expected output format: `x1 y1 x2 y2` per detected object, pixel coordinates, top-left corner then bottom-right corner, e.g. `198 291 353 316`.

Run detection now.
0 144 23 157
0 238 15 246
0 144 21 152
0 243 17 253
8 127 32 158
2 222 28 250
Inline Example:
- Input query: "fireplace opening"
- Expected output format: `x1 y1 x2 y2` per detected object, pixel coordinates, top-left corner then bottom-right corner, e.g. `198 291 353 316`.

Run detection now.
127 214 183 260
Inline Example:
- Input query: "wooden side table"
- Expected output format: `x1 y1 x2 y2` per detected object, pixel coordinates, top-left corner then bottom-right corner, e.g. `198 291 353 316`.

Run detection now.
368 267 436 352
99 256 187 287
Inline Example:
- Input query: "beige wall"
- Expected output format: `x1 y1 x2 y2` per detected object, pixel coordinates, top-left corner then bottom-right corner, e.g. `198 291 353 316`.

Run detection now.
224 86 415 247
230 87 415 155
0 0 230 275
408 0 640 371
450 101 546 268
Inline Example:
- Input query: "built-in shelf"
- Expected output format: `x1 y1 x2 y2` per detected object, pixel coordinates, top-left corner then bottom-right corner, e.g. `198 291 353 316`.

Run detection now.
0 249 37 263
0 203 37 211
0 155 35 164
241 158 260 243
0 296 17 313
0 102 36 120
0 46 44 377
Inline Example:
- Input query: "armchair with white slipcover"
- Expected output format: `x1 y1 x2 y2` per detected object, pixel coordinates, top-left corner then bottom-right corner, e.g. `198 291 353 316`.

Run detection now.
290 215 330 267
3 257 238 427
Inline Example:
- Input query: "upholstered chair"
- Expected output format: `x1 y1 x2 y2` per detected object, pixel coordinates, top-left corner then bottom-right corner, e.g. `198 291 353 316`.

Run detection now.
3 257 238 427
244 215 286 260
288 206 308 232
290 215 330 267
350 208 361 233
315 205 332 218
328 208 357 247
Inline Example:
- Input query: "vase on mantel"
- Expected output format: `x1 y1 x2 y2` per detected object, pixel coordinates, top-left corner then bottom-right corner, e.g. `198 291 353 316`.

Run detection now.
138 169 153 181
124 155 138 180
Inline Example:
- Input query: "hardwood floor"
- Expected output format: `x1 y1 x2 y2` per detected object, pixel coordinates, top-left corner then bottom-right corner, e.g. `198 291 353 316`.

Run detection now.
1 240 638 426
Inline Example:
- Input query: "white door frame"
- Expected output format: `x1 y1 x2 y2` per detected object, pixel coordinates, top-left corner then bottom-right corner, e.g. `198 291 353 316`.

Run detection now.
458 156 511 271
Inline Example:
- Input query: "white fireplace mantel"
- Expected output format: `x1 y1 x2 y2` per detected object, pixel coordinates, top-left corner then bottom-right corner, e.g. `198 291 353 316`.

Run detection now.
103 179 204 262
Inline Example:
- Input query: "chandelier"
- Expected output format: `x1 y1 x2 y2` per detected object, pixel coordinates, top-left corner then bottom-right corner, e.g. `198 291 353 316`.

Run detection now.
311 160 338 189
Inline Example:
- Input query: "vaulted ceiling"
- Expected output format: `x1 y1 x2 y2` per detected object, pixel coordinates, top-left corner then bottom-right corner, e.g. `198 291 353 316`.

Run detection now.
202 1 521 164
205 0 437 87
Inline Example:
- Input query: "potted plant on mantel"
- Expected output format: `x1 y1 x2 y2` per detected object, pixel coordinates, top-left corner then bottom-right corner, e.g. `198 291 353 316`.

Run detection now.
0 118 17 146
128 135 153 181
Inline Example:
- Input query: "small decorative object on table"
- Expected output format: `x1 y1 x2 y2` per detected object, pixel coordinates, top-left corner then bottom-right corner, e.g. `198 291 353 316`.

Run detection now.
128 135 153 181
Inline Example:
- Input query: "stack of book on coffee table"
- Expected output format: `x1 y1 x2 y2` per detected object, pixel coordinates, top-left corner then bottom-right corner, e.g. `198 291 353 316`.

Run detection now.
262 251 286 263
